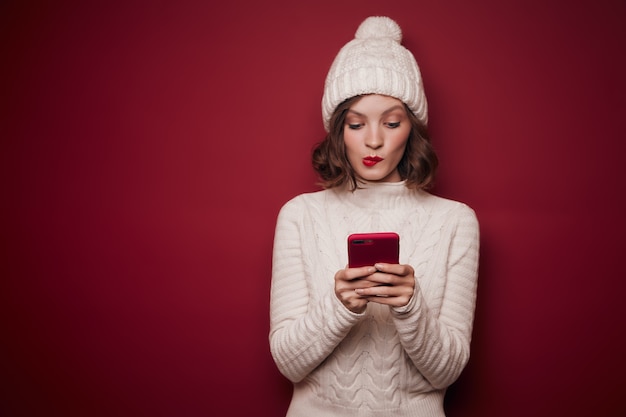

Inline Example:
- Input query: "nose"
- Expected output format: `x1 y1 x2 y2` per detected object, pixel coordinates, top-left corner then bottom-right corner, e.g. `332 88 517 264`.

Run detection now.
365 126 383 150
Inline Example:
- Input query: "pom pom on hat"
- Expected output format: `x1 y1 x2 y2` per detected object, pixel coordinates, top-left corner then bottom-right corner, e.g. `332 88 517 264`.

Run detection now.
321 16 428 131
355 16 402 42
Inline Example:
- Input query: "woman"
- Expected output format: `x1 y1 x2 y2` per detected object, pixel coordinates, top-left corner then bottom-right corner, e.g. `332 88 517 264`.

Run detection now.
269 16 479 417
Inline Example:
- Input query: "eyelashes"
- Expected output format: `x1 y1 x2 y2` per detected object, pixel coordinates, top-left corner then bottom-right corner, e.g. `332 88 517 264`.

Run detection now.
346 122 401 130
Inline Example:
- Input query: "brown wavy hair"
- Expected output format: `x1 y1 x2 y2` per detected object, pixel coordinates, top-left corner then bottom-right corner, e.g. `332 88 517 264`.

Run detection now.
312 95 438 191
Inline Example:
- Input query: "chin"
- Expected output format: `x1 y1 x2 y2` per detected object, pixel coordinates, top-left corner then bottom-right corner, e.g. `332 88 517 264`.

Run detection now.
359 171 398 183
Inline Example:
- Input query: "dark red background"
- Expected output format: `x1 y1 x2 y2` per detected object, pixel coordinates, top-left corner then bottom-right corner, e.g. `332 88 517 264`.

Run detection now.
2 1 625 416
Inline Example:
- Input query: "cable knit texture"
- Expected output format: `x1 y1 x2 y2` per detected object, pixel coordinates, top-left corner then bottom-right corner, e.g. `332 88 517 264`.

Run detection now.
269 181 479 417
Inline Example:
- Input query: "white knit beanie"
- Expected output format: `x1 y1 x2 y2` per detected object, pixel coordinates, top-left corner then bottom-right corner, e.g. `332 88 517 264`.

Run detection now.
321 16 428 131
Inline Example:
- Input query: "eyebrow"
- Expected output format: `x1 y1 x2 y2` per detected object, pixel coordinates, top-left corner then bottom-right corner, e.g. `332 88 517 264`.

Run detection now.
346 105 406 117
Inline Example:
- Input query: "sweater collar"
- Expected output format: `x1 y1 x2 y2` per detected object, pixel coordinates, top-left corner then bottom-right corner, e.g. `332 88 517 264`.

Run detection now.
332 180 425 210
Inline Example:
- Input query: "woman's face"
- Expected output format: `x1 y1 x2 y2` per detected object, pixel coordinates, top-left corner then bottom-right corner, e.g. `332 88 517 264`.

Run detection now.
343 94 411 183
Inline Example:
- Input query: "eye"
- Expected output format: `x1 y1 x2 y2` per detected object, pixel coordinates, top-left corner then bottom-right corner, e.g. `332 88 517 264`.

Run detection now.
385 122 401 129
347 123 363 130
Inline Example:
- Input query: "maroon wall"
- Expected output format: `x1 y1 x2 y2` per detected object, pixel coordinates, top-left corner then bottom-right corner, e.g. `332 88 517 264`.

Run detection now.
2 1 625 416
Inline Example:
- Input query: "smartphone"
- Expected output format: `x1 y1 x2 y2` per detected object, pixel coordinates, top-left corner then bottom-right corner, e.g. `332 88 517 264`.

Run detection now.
347 232 399 268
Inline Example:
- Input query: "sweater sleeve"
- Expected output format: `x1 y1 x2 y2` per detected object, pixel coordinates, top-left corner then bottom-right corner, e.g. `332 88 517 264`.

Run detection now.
391 204 480 389
269 198 363 383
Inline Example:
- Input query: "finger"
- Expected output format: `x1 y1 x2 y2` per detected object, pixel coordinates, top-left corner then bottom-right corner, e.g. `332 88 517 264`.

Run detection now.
335 270 380 297
363 295 411 308
374 263 414 276
356 287 413 307
355 282 413 298
355 285 395 297
336 266 376 282
337 279 382 294
362 272 395 286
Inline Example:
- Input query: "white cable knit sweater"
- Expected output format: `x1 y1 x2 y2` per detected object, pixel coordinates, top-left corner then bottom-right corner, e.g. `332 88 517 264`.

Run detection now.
269 181 479 417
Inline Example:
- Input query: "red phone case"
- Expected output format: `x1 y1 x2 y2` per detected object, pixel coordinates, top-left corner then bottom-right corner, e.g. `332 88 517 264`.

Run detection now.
348 232 399 268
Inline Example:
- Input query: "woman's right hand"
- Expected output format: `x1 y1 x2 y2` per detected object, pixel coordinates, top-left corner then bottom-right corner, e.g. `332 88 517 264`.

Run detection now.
334 266 379 314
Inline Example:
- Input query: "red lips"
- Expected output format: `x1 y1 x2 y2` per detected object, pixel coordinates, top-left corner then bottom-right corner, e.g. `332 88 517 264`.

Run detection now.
363 156 383 167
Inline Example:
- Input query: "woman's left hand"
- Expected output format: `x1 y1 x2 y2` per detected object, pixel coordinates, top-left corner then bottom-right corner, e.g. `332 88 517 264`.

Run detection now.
354 263 415 308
